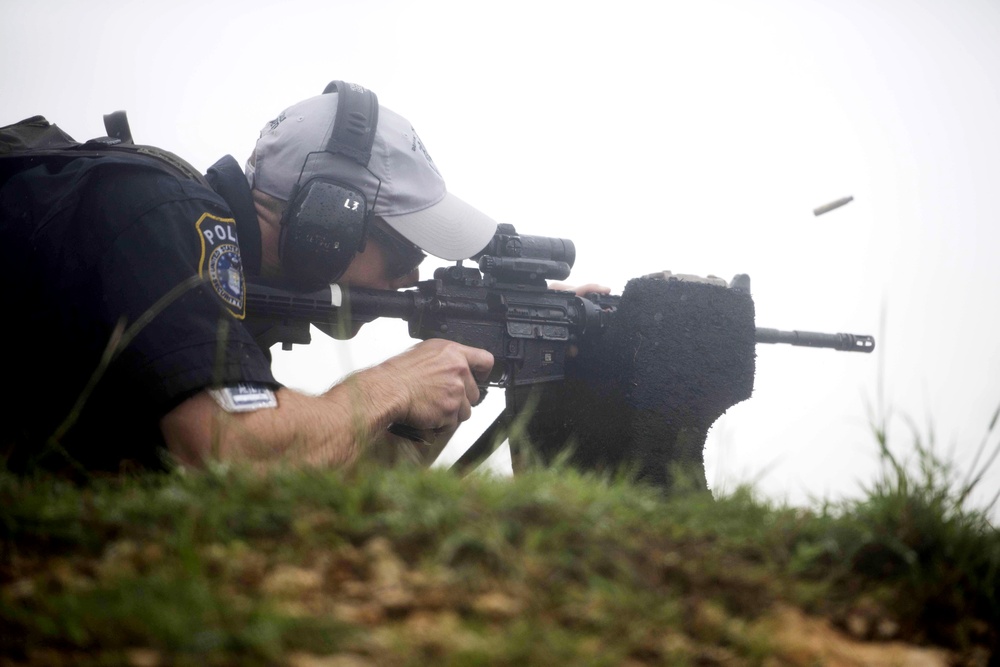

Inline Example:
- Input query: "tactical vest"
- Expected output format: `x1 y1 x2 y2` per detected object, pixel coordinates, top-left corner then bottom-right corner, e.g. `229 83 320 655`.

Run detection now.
0 111 207 187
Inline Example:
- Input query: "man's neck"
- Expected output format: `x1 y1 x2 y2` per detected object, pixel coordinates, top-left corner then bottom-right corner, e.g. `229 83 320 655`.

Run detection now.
252 191 283 277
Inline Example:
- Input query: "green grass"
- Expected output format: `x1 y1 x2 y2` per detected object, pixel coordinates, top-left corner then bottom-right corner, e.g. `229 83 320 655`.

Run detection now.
1 417 998 666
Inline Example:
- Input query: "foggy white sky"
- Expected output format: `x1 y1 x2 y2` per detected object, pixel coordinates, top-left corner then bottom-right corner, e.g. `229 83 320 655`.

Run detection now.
3 0 998 516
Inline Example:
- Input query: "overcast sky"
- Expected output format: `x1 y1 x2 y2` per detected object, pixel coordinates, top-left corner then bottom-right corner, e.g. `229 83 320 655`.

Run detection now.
4 0 998 517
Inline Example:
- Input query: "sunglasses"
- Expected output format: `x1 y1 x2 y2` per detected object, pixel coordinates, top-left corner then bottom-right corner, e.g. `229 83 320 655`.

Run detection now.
367 223 427 281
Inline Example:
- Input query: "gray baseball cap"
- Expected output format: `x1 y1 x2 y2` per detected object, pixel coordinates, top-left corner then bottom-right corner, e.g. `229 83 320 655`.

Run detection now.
245 91 497 260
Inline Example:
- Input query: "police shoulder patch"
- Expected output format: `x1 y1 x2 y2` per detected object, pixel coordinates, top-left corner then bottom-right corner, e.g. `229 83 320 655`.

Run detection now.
195 212 245 319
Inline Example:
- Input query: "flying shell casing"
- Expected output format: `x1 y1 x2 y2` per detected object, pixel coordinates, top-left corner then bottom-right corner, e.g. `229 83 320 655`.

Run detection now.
813 195 854 216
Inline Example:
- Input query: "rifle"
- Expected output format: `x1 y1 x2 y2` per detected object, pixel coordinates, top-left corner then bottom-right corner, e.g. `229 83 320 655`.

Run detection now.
245 223 874 483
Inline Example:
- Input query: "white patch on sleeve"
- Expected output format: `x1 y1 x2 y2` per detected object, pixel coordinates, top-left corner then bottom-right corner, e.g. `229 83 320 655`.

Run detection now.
209 383 278 413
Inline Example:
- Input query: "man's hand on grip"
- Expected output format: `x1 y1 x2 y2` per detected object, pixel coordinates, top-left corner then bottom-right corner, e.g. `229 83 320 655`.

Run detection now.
380 338 494 431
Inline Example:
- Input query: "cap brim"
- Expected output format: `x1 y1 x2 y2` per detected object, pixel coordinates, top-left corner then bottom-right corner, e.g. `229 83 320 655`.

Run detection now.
380 192 497 260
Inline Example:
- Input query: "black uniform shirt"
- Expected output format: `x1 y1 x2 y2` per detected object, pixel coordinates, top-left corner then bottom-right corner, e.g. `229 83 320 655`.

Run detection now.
0 152 277 472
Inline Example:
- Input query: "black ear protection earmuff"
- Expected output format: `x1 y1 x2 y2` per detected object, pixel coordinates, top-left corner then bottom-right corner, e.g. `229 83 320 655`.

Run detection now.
278 81 381 288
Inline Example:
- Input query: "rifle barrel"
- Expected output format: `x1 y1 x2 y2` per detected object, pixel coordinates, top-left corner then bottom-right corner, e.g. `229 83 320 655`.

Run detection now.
755 327 875 353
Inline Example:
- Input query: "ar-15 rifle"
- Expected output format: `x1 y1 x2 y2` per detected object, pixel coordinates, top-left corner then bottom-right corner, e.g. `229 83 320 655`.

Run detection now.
245 223 874 484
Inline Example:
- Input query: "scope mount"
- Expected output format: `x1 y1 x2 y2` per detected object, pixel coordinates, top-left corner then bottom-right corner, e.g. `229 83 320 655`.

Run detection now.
451 223 576 287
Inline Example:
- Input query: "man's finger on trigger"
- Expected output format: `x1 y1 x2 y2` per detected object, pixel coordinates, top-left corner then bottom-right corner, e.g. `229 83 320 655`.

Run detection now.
467 347 495 375
462 368 481 405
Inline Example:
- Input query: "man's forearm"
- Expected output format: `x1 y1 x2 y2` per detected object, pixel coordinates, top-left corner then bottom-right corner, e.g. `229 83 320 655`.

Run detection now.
160 376 402 470
159 339 492 471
